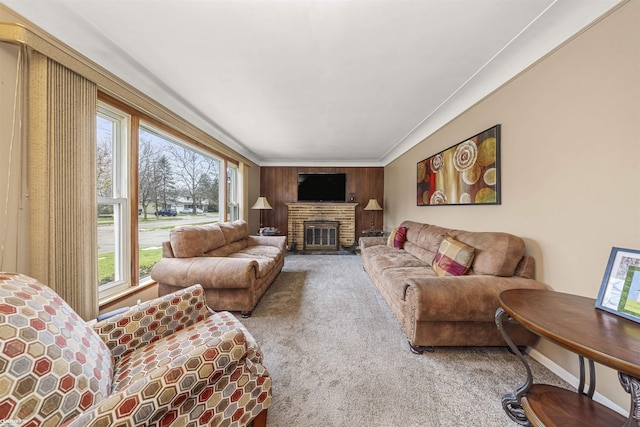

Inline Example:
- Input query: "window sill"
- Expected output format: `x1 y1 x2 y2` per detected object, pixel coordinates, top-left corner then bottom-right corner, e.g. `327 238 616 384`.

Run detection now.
99 279 157 308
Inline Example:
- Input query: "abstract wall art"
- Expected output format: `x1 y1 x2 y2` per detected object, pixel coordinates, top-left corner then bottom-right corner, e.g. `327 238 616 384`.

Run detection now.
417 125 501 206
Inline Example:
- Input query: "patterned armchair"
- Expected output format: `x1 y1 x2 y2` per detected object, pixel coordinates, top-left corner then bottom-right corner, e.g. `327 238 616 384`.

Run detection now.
0 272 271 426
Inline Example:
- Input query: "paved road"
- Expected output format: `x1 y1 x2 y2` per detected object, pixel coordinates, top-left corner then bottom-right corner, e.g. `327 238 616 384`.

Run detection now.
98 213 219 254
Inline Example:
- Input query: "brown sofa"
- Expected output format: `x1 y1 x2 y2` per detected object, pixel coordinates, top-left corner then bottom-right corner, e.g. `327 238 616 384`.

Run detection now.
151 219 286 317
360 220 546 353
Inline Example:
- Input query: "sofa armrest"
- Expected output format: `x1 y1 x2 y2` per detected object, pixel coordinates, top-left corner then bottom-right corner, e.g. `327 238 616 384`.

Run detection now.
151 256 259 289
514 255 536 279
248 235 287 252
404 275 547 323
162 240 175 258
359 236 387 249
64 329 259 427
92 284 213 360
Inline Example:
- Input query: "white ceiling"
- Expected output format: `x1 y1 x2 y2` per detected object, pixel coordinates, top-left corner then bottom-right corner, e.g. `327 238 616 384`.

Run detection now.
2 0 621 166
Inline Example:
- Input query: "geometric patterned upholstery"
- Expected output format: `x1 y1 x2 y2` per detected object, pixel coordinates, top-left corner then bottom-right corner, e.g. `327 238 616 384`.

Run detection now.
0 272 272 427
0 272 113 425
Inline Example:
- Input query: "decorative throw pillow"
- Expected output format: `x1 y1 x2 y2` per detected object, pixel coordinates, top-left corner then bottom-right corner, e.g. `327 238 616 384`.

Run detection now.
387 227 398 246
387 226 407 249
432 236 475 276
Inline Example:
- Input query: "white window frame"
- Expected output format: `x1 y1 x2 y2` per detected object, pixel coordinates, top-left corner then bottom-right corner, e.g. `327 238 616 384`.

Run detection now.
97 103 131 300
227 163 239 221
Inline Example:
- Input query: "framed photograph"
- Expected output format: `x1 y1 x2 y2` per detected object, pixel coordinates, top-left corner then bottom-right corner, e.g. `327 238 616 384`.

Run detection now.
417 125 500 206
595 247 640 323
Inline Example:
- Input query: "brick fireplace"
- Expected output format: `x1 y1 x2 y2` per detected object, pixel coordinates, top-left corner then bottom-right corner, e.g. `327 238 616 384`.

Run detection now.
286 203 357 250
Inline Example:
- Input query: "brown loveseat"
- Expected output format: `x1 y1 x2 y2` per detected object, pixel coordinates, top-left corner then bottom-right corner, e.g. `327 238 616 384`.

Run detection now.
360 220 546 353
151 219 286 317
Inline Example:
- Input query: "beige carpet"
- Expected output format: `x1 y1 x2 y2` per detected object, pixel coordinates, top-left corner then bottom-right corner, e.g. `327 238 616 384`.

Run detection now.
241 254 571 426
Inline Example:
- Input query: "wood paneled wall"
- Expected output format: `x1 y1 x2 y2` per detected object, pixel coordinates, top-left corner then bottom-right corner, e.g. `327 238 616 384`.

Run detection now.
259 167 384 242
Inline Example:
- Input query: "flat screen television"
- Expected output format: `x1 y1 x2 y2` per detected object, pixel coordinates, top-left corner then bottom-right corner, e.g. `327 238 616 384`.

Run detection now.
297 173 346 202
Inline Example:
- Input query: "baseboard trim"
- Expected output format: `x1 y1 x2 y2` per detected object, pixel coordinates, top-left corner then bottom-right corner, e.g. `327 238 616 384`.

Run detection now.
526 346 628 417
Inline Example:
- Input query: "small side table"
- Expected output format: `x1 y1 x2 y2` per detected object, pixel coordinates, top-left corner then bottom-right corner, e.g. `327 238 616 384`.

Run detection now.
362 229 384 237
496 289 634 426
258 227 280 236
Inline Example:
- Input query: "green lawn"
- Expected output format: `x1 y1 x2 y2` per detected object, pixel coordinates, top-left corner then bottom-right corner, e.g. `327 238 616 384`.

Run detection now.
98 247 163 285
97 213 220 285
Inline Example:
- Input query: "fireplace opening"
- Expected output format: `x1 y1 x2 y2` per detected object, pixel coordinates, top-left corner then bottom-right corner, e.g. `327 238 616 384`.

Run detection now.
303 220 340 251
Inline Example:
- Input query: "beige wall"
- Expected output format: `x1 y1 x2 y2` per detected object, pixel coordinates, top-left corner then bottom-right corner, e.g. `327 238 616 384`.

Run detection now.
0 43 29 273
385 0 639 412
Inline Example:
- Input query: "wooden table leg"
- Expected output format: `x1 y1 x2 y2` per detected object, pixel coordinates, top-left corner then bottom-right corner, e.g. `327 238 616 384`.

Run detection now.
251 408 268 427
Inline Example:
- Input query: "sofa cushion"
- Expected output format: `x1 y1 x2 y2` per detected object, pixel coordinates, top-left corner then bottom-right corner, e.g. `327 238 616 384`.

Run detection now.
219 219 249 244
401 221 429 246
204 240 250 257
111 314 248 392
170 224 225 258
447 230 525 277
205 245 235 257
412 224 449 254
362 245 427 271
401 222 448 264
403 242 437 266
432 236 475 277
238 245 283 260
230 245 283 278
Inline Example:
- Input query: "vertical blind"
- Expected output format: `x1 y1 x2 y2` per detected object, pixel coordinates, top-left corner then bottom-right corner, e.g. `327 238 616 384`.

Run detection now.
28 51 98 320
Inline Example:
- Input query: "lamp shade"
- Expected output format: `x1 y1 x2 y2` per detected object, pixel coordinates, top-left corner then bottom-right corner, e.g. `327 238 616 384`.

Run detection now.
364 199 382 211
251 197 272 210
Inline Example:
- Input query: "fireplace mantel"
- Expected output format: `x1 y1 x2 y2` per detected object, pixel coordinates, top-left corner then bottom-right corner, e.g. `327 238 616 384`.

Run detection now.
286 202 358 207
286 203 358 250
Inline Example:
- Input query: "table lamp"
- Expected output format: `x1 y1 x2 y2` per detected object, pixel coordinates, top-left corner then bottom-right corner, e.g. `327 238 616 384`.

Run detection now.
252 196 272 229
364 199 382 230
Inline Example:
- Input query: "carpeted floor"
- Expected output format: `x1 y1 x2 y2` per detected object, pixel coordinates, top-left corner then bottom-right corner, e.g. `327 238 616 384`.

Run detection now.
241 254 571 426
